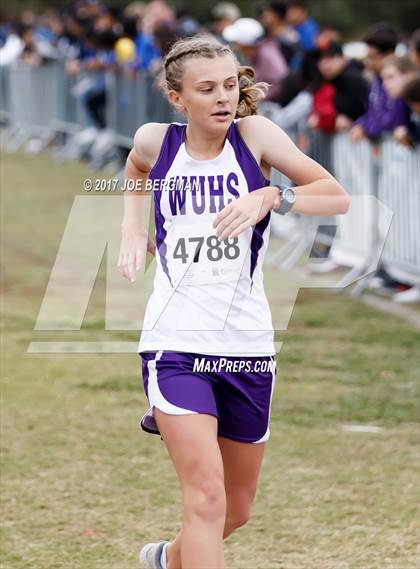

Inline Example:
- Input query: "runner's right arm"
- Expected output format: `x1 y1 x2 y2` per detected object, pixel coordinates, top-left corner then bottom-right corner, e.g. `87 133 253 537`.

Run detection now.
118 123 165 282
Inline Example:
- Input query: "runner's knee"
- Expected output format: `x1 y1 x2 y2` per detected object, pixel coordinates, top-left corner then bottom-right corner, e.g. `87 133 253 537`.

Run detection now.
224 488 256 532
225 503 252 531
182 468 226 524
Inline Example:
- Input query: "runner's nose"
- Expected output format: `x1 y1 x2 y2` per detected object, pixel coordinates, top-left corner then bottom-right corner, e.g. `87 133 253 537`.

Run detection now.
216 87 229 104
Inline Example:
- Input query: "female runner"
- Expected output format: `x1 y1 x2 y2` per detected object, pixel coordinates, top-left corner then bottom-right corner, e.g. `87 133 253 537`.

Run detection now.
118 35 349 569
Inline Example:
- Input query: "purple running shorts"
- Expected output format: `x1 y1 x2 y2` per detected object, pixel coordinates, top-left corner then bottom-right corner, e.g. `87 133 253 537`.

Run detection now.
139 350 277 444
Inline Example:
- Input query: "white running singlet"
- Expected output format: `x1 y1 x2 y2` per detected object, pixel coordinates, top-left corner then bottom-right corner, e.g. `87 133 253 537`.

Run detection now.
138 119 275 356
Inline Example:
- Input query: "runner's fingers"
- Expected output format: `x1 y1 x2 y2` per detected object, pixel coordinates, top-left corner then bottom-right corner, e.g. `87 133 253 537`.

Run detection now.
118 251 137 281
227 220 251 239
215 210 239 239
117 251 129 278
126 252 137 281
218 213 249 241
213 203 234 227
135 249 145 271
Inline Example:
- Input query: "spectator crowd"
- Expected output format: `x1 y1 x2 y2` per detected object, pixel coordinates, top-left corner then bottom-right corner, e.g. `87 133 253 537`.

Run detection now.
1 0 419 145
1 0 419 302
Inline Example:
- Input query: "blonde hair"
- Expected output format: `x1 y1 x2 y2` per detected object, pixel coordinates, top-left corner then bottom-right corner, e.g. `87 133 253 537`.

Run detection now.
162 35 269 118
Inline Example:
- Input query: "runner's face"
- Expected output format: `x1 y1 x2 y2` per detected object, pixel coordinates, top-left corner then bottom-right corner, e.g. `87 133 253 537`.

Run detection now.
175 55 240 132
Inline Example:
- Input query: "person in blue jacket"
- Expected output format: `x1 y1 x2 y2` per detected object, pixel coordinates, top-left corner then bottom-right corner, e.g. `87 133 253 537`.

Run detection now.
286 0 319 51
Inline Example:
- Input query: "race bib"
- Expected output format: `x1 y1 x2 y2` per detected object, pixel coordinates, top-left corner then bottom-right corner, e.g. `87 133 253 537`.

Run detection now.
166 218 250 286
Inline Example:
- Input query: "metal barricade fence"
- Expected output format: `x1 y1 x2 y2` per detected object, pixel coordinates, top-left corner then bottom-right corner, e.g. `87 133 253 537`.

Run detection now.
308 129 332 172
268 126 320 270
106 71 149 147
377 136 420 284
268 129 338 270
4 61 76 151
267 127 419 291
8 61 59 131
330 132 377 268
106 70 180 148
52 63 91 133
0 66 11 124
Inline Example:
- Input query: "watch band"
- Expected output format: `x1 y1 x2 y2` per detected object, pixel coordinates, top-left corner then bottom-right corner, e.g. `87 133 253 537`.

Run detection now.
273 184 295 215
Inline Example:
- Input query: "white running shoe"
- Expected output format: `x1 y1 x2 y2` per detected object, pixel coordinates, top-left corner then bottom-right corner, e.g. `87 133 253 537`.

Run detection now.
139 540 170 569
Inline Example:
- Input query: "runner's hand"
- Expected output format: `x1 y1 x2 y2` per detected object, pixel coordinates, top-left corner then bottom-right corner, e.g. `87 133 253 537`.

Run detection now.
118 227 155 283
213 186 277 241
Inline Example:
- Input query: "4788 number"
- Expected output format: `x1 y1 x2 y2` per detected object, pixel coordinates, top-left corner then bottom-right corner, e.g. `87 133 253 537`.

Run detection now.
173 235 240 264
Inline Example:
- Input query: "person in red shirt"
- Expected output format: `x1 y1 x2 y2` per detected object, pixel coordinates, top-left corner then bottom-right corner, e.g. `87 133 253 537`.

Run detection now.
308 40 369 134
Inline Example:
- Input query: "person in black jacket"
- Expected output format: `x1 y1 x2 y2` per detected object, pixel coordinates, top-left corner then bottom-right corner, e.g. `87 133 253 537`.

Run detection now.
314 40 369 132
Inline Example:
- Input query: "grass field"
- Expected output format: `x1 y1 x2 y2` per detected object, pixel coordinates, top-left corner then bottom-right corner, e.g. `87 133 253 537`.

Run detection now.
1 151 419 569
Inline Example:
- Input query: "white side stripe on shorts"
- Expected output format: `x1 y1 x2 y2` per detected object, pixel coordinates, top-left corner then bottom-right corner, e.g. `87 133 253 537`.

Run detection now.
147 351 199 416
252 361 276 444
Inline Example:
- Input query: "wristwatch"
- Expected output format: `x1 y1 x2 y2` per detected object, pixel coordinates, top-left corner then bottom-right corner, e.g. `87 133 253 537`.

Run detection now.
273 184 296 215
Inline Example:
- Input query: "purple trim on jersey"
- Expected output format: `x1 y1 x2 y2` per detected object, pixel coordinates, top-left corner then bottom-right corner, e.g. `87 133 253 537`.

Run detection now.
227 121 271 282
149 124 185 286
227 121 270 189
249 213 271 284
148 123 184 183
154 191 173 287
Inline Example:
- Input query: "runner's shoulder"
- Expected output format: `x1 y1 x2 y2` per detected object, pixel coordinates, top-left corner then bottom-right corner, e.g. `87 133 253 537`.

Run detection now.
133 122 170 171
239 114 294 156
237 114 277 135
236 115 277 149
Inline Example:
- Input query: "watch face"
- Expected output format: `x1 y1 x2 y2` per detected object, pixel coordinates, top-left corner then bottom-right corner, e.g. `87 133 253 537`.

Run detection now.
284 188 296 203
